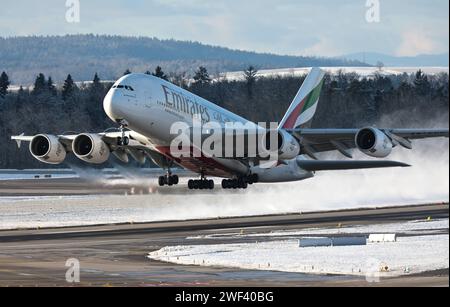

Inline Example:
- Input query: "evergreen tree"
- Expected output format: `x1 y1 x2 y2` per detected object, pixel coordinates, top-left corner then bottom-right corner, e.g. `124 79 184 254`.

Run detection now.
123 69 132 76
90 73 103 92
193 66 211 85
152 66 168 81
414 70 431 96
0 71 10 97
87 73 105 122
32 73 47 95
47 76 57 96
62 74 76 101
15 86 26 110
244 66 258 98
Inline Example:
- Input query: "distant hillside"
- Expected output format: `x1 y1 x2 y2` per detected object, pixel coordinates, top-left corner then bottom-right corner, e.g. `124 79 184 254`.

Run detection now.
0 35 367 85
343 52 449 67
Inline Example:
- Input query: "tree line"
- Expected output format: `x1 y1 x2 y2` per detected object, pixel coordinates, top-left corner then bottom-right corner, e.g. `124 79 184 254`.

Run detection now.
0 35 367 85
0 67 448 169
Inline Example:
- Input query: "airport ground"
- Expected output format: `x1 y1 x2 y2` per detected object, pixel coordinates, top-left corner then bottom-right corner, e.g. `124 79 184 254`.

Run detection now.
0 198 448 287
0 172 448 287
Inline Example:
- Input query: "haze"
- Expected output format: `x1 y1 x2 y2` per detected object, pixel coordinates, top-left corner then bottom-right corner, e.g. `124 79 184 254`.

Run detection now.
1 0 448 57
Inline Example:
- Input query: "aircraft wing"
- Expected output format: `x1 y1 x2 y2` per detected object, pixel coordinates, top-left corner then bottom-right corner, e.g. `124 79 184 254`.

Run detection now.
11 131 166 166
288 128 449 158
297 159 410 171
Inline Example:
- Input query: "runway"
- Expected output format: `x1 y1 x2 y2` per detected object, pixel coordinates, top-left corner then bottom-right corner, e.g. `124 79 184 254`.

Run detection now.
0 203 448 287
0 169 195 196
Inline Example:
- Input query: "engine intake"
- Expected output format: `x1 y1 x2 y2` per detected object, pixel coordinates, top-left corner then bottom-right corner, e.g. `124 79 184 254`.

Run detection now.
356 128 393 158
264 130 300 160
72 134 110 164
30 134 66 164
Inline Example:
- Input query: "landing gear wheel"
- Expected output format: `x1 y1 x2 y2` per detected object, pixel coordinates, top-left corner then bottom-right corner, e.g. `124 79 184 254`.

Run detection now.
193 180 200 190
240 181 248 189
251 174 259 184
188 180 194 190
158 176 165 187
222 180 228 189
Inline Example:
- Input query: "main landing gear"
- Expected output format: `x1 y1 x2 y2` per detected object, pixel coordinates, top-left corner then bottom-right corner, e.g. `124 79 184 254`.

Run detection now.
158 165 179 187
158 174 179 187
188 172 215 190
188 179 215 190
222 174 259 190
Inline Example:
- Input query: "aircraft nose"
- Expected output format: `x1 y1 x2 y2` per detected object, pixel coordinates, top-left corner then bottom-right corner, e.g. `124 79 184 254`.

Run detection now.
103 88 124 121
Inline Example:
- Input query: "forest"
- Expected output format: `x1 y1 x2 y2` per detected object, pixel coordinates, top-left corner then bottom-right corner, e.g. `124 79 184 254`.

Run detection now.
0 67 448 169
0 35 366 85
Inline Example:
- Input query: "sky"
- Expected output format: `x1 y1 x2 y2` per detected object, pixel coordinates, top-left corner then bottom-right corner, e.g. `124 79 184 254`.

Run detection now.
0 0 448 57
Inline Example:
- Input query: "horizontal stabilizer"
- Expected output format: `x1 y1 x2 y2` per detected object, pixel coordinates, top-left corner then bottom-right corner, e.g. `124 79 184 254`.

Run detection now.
297 159 410 171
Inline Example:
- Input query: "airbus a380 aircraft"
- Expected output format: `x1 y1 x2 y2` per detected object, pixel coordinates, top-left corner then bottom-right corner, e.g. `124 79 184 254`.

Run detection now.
12 68 449 190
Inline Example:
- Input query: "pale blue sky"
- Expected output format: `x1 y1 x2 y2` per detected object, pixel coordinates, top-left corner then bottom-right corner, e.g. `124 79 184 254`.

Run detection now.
1 0 448 56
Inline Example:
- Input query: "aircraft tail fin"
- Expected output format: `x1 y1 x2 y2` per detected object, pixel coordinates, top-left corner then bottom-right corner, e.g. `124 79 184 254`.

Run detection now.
279 67 326 129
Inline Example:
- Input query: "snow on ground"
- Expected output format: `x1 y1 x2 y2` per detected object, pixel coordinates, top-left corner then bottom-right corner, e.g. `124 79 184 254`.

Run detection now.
187 218 449 240
220 67 449 81
0 174 78 181
149 219 449 277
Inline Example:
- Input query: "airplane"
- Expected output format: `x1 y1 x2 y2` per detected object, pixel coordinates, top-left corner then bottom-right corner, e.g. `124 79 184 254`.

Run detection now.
12 68 449 190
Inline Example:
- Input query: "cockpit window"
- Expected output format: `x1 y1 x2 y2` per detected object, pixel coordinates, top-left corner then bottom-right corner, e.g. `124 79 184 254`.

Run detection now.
113 85 134 91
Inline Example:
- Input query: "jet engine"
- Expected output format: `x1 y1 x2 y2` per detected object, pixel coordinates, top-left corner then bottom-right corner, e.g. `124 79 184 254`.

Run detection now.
355 127 393 158
264 129 301 160
29 134 67 164
72 134 110 164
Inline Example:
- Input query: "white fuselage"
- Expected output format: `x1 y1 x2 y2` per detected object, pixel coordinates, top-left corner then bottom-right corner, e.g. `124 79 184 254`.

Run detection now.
103 74 313 182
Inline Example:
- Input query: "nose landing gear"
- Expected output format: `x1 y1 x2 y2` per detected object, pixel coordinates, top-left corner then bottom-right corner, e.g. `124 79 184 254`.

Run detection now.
117 120 130 146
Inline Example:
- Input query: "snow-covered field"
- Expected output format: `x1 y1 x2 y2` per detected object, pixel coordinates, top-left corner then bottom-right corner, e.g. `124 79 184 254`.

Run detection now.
221 67 449 81
187 218 449 240
149 219 449 277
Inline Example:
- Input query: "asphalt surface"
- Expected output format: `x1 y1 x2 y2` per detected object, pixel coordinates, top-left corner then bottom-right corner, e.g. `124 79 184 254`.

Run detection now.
0 203 448 287
0 168 196 197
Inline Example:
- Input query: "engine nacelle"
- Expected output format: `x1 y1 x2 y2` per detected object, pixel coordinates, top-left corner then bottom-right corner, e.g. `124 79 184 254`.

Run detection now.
29 134 67 164
355 127 393 158
72 134 110 164
264 130 301 160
